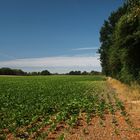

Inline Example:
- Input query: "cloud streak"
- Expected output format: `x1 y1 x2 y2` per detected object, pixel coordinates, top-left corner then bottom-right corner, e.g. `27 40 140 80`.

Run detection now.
0 56 101 73
72 47 98 51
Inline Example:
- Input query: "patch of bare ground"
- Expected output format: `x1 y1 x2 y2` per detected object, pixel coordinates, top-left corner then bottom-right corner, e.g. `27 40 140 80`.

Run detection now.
5 112 140 140
63 113 140 140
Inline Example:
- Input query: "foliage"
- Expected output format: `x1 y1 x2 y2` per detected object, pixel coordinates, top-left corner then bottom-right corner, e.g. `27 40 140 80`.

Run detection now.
0 67 101 76
67 70 101 75
99 1 140 83
40 70 51 75
68 71 81 75
0 68 27 75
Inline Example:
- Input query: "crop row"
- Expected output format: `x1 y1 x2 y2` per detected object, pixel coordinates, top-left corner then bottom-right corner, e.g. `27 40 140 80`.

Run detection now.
0 76 129 139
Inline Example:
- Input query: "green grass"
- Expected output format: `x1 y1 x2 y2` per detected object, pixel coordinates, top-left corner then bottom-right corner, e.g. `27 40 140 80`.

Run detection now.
0 75 122 139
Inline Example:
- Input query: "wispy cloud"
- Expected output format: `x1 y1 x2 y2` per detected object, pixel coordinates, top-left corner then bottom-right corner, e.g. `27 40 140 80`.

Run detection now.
0 56 101 73
72 47 98 51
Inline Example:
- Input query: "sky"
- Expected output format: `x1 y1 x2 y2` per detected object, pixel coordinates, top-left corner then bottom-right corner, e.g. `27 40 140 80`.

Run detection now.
0 0 123 73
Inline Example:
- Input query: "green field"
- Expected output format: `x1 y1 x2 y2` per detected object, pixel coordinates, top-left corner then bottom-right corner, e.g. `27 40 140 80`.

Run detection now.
0 75 126 139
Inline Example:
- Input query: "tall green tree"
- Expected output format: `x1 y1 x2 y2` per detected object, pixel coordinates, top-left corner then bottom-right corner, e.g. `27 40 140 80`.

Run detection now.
99 4 127 76
99 1 140 83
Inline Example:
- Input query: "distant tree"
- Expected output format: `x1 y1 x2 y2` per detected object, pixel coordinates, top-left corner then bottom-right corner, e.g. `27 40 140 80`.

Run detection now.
69 71 74 75
68 71 81 75
75 71 81 75
0 68 26 75
90 70 101 75
0 68 13 75
40 70 51 75
82 71 88 75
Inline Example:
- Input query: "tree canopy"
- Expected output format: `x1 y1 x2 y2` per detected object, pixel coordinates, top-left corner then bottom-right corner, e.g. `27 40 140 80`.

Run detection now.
99 0 140 83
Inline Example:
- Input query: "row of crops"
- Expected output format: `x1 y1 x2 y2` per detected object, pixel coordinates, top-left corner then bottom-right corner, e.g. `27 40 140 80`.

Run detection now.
0 76 129 139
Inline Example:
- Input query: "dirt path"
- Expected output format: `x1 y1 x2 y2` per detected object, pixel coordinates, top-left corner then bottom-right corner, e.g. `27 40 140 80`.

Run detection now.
108 78 140 138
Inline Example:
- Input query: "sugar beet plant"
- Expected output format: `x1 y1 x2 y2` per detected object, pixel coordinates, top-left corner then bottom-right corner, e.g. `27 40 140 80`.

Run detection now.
0 75 121 139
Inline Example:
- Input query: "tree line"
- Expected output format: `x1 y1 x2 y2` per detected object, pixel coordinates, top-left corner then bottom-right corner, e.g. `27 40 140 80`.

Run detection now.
99 0 140 83
0 68 51 76
66 70 101 75
0 68 101 76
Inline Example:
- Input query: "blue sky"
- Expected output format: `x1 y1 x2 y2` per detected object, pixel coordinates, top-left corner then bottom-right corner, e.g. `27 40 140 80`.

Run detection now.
0 0 123 73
